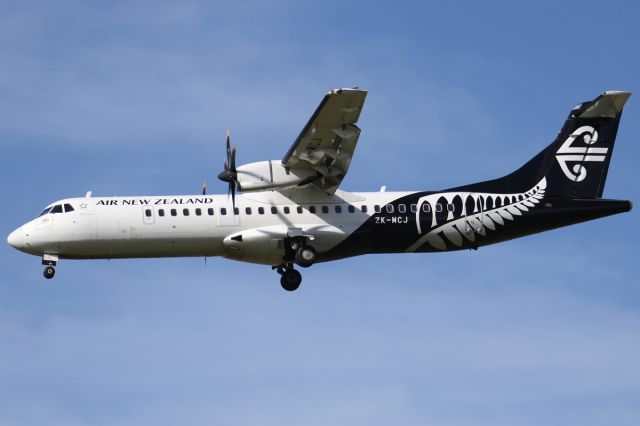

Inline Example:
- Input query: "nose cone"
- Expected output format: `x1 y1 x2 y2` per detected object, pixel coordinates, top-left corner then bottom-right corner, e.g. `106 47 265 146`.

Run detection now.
7 227 24 250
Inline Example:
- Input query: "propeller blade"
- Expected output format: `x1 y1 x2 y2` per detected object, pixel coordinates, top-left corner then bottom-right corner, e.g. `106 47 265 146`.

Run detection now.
230 145 237 173
230 182 236 213
218 129 239 211
226 129 231 165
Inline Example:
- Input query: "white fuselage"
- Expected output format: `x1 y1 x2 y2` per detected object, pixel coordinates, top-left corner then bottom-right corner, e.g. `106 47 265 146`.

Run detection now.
8 189 411 266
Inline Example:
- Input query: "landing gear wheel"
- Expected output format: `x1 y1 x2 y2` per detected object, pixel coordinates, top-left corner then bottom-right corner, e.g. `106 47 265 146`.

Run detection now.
43 266 55 279
280 269 302 291
295 245 317 268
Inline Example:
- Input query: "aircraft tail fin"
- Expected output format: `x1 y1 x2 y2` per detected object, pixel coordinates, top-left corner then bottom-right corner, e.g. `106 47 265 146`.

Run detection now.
462 91 631 199
542 91 630 198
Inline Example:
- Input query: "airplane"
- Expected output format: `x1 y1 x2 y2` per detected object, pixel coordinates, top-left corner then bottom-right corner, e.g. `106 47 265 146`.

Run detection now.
7 88 633 291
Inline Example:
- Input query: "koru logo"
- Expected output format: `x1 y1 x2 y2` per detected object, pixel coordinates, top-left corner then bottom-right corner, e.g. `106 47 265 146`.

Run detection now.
555 126 607 182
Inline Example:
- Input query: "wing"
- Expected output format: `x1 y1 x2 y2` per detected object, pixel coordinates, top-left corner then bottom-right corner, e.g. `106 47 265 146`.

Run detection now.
282 88 367 194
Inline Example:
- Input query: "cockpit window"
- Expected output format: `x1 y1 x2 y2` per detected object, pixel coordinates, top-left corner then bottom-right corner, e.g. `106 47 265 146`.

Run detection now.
63 204 74 213
37 207 52 217
50 205 63 214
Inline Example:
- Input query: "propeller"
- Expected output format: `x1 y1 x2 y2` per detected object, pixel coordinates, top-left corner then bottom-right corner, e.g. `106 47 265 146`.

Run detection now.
217 129 238 211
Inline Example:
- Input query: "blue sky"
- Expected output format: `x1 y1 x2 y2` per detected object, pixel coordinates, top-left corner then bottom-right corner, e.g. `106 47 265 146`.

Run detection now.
1 1 639 425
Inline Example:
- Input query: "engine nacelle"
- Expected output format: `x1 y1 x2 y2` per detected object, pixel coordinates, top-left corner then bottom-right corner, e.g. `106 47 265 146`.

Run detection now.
236 160 316 192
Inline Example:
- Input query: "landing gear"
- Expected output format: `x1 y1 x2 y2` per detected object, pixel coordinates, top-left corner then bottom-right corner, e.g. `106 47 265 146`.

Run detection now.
279 267 302 292
295 245 317 268
274 236 317 291
285 237 317 268
41 254 58 280
43 266 56 279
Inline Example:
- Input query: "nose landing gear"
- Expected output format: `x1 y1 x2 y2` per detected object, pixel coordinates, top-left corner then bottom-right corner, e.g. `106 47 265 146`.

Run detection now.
42 254 58 280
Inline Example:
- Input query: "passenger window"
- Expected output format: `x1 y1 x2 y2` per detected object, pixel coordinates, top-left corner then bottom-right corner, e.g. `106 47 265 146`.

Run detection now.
436 204 443 213
171 209 177 216
447 203 455 212
335 205 342 213
195 208 202 216
374 205 381 213
208 208 214 216
221 208 227 215
283 206 290 214
361 205 368 213
309 206 317 214
423 204 431 213
398 204 406 213
386 204 394 213
258 207 265 215
234 208 239 215
145 209 152 217
321 205 329 214
410 204 417 213
158 209 165 217
271 206 277 214
64 204 75 213
348 205 355 213
297 206 303 214
50 205 63 214
245 207 252 215
183 208 189 216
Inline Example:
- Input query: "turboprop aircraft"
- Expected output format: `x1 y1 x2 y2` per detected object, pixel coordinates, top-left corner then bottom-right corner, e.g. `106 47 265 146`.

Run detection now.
7 88 633 291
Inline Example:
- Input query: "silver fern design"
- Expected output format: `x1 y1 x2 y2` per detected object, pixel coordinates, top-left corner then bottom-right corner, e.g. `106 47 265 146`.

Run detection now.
407 177 547 252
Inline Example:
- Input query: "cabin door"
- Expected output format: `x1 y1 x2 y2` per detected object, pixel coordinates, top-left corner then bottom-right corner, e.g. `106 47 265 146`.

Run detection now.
142 206 155 225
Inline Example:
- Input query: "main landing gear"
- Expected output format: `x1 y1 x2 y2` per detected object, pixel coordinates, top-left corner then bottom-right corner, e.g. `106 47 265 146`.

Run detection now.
274 237 318 291
295 245 317 268
275 265 302 291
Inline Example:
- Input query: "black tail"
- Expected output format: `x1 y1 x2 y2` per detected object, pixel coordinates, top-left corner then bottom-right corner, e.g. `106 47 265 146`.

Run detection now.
540 91 630 198
457 91 631 198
